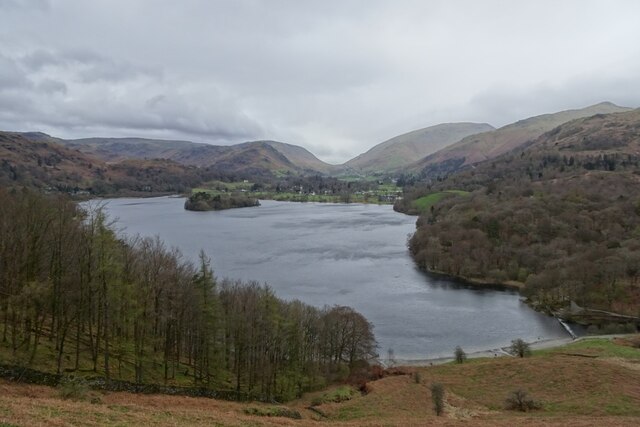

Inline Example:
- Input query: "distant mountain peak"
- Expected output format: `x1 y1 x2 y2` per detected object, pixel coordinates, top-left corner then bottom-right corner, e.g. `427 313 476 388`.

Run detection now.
345 122 495 173
593 101 621 107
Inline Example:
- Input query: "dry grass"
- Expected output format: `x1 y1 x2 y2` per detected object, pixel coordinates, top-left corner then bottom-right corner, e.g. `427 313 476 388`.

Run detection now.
2 339 640 426
0 380 305 427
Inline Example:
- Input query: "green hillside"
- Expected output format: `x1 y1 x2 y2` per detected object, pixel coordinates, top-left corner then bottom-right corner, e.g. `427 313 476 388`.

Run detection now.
345 122 494 173
404 109 640 317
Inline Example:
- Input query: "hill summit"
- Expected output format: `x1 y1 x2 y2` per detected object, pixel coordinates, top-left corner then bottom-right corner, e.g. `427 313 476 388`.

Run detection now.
345 122 494 173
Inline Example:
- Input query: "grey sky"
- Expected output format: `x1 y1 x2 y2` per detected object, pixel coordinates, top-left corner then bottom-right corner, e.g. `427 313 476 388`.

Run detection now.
1 0 639 163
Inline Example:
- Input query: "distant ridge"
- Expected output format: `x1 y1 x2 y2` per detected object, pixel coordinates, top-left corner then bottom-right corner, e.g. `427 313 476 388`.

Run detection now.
24 135 338 176
345 122 495 173
410 102 632 178
14 101 634 179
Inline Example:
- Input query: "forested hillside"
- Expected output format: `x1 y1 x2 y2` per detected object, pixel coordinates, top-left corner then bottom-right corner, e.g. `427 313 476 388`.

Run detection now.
405 109 640 316
0 190 377 401
0 131 233 196
0 131 105 192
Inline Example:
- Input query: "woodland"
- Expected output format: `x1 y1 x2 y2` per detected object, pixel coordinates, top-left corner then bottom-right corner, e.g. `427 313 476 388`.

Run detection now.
0 189 377 401
402 111 640 316
184 191 260 211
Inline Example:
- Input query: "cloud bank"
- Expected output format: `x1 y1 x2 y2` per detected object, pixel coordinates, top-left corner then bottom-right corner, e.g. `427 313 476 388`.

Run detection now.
1 0 639 163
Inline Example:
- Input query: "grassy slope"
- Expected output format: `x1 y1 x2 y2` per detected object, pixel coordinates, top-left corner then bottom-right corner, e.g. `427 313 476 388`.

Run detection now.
63 137 207 162
410 102 632 175
2 338 639 426
263 141 341 175
413 190 469 211
345 122 494 173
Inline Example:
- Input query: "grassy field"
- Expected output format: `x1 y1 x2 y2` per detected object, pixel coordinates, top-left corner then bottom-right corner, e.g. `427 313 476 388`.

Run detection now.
192 180 254 194
1 337 639 426
192 180 402 205
412 190 470 211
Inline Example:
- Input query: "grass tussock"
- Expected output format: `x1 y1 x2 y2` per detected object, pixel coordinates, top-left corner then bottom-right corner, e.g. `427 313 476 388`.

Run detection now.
57 375 89 400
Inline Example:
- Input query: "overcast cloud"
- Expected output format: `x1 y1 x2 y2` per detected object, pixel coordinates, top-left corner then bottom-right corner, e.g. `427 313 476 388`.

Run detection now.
1 0 639 163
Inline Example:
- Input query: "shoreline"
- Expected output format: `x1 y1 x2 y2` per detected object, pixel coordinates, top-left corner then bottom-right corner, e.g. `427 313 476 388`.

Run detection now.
394 334 632 367
420 268 525 291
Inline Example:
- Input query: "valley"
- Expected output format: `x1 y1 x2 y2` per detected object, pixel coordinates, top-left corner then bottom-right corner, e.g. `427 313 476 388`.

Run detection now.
2 102 640 426
3 3 640 425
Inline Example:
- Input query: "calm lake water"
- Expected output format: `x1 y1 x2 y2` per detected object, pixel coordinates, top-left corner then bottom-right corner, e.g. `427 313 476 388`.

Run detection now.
98 196 571 360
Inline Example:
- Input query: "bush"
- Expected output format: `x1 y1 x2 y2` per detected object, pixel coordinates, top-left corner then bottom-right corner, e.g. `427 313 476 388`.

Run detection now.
430 383 445 416
310 385 358 407
334 364 350 382
454 346 467 364
310 397 323 406
504 389 541 412
414 371 422 384
244 406 302 419
509 339 531 358
58 374 89 400
586 324 600 335
321 385 357 403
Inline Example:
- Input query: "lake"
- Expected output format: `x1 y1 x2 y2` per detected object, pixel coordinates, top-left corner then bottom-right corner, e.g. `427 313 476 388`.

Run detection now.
98 196 572 360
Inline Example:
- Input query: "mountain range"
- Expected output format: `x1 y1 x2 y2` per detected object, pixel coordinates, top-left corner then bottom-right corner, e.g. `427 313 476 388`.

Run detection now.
3 102 634 189
21 133 337 176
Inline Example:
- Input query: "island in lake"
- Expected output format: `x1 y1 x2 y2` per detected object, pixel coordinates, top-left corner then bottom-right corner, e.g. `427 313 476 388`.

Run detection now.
184 191 260 211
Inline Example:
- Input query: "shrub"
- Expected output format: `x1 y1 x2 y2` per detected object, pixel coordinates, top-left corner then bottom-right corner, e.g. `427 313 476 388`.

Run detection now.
430 383 445 416
243 406 302 419
310 386 358 407
454 346 467 364
414 371 422 384
58 374 89 400
334 364 350 382
504 389 541 412
321 385 357 403
586 324 600 335
509 339 531 358
310 396 323 406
